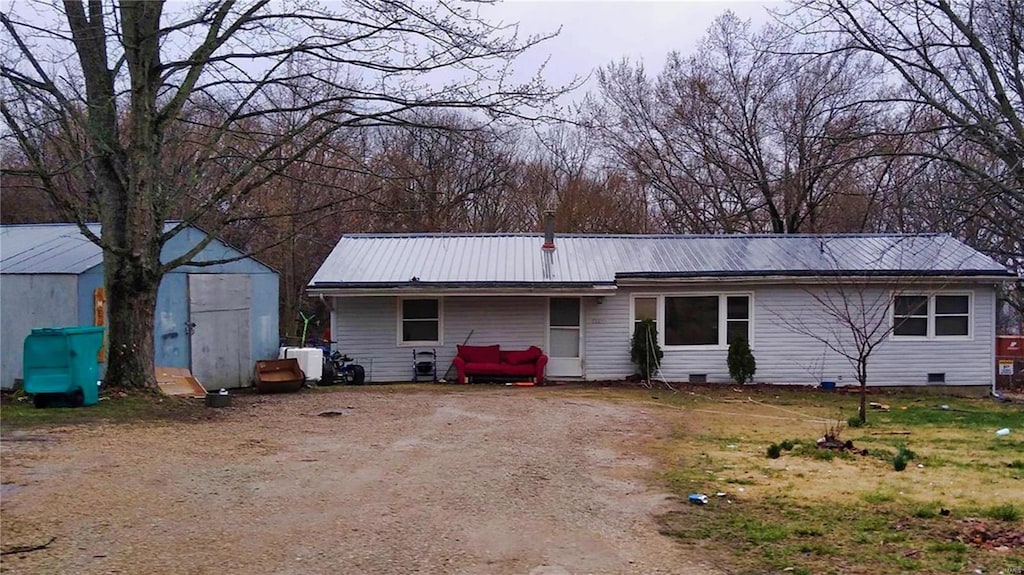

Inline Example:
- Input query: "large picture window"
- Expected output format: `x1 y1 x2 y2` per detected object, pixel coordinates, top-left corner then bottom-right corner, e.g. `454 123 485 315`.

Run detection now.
665 296 718 345
400 298 441 345
632 294 752 348
892 293 970 339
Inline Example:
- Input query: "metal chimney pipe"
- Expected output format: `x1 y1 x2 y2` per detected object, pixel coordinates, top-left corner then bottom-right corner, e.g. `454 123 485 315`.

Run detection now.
542 210 555 250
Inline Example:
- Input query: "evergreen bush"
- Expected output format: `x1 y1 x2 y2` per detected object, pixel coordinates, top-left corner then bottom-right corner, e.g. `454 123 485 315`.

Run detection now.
630 319 663 382
727 336 757 384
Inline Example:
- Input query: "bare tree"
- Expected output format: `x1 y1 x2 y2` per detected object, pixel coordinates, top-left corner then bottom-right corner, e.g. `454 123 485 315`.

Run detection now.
0 0 564 388
787 0 1024 320
592 12 884 234
771 236 981 422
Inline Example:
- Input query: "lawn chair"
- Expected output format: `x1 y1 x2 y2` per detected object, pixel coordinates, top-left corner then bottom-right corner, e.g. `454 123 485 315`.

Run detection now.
413 349 437 382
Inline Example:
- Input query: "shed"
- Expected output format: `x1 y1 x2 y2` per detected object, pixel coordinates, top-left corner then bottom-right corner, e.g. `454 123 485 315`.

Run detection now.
1 223 279 390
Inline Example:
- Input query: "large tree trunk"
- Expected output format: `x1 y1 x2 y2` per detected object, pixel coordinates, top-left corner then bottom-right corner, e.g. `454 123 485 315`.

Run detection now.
97 0 165 389
103 252 160 388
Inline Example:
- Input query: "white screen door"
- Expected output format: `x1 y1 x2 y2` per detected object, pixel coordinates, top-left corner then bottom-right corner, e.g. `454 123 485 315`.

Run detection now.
548 298 582 377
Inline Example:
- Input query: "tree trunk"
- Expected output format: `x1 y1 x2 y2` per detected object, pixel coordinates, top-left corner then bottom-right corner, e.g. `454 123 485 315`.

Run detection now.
858 361 868 424
102 251 160 388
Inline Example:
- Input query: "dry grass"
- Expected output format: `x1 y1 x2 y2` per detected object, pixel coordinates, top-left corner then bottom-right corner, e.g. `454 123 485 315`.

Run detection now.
562 384 1024 575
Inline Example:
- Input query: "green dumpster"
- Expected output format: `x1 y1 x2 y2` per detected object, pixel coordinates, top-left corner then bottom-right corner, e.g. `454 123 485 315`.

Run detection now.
23 326 105 408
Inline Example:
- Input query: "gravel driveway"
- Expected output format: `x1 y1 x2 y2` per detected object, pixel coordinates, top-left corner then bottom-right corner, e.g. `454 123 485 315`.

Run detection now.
1 387 717 574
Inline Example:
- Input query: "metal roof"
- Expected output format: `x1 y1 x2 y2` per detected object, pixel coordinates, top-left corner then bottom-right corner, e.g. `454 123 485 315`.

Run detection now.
0 224 104 274
309 233 1013 290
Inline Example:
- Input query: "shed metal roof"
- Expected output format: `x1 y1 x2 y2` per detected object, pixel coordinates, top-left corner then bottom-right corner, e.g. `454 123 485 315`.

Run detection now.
309 233 1013 290
0 224 104 274
0 222 276 275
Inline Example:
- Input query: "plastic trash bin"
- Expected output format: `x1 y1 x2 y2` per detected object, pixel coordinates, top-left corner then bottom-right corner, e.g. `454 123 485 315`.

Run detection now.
23 326 105 408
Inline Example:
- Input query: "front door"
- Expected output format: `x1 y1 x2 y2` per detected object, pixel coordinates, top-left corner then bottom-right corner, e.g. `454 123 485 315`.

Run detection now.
547 297 583 377
188 274 251 390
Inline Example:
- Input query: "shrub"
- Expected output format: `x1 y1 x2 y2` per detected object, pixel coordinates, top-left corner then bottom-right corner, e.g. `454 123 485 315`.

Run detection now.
847 416 865 428
779 439 796 451
630 319 663 382
767 443 782 459
727 336 756 384
894 454 908 471
896 443 916 460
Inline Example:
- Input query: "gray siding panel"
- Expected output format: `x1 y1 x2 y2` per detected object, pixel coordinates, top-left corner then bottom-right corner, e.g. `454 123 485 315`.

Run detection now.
1 274 80 388
333 296 547 382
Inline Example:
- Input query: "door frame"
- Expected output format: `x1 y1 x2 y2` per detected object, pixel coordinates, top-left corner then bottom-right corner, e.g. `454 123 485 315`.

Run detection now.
546 297 584 378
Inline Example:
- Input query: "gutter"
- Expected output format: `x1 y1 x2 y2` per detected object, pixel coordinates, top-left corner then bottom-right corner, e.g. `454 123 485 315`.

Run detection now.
307 283 617 297
614 273 1016 285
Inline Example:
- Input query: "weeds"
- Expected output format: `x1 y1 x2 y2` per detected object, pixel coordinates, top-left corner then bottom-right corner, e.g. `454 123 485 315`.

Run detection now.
893 442 916 471
983 504 1021 522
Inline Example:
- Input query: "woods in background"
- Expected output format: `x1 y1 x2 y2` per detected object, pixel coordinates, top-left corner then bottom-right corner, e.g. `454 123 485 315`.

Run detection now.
3 1 1021 345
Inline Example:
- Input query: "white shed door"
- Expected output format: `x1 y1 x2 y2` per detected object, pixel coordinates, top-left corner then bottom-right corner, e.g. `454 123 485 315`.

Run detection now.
547 298 583 378
188 275 251 390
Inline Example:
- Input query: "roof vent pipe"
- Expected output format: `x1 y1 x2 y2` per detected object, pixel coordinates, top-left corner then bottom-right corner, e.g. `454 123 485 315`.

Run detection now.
542 210 555 251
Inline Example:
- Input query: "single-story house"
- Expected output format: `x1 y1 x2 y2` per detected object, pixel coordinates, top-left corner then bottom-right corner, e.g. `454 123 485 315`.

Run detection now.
307 230 1013 390
1 223 279 390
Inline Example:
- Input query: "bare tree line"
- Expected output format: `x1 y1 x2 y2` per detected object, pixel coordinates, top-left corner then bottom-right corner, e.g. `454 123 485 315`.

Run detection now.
1 0 1021 385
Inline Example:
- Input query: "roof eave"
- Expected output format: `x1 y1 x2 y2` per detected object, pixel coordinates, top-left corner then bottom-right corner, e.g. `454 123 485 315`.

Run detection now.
615 270 1016 283
308 281 618 297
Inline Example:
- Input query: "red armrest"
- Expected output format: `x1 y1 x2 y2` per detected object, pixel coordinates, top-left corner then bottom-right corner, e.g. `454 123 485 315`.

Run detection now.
452 356 467 384
535 354 548 385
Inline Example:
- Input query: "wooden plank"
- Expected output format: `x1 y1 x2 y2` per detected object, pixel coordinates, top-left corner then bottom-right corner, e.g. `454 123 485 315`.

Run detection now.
155 366 207 398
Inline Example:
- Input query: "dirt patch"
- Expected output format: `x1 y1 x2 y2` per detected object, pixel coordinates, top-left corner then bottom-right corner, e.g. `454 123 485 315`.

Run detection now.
0 387 718 574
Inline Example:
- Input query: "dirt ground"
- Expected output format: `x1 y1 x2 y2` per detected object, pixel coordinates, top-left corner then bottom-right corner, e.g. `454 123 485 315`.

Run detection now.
1 387 718 575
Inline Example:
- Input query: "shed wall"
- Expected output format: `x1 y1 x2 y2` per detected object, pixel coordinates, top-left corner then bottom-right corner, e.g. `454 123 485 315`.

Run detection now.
1 274 80 388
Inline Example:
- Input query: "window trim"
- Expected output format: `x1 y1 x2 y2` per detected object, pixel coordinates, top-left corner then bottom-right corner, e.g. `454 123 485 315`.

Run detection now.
890 292 972 341
397 297 444 347
630 292 754 351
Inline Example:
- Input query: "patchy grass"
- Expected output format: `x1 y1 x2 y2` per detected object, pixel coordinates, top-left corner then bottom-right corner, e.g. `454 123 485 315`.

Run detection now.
574 385 1024 575
0 389 208 430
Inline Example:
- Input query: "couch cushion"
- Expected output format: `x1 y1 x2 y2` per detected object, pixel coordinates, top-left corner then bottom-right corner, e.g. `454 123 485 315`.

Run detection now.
502 346 543 365
458 344 500 364
464 362 535 377
501 363 536 377
464 362 506 375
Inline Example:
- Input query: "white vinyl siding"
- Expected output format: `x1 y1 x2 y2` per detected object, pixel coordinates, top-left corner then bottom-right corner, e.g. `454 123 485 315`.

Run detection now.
335 296 546 382
332 284 995 387
588 284 995 386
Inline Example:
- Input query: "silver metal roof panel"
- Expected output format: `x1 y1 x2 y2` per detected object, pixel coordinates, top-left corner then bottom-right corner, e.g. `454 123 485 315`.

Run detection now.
0 224 103 274
309 233 1013 289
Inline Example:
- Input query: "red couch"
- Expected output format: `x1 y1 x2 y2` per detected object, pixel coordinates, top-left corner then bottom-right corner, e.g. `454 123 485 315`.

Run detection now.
452 344 548 385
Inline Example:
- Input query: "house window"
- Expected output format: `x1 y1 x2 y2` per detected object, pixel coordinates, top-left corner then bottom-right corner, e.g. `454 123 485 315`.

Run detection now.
634 293 752 348
400 298 441 344
726 295 750 344
934 295 969 336
665 296 718 345
892 293 970 338
633 297 658 336
893 296 929 336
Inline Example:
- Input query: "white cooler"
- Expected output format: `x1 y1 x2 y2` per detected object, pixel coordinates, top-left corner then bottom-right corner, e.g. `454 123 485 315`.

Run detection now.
278 347 323 382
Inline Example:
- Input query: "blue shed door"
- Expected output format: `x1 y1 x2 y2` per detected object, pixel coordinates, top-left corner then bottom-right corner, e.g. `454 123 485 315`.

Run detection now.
188 275 251 389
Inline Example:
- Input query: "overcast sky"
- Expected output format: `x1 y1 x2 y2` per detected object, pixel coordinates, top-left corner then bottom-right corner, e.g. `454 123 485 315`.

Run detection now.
481 1 777 97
